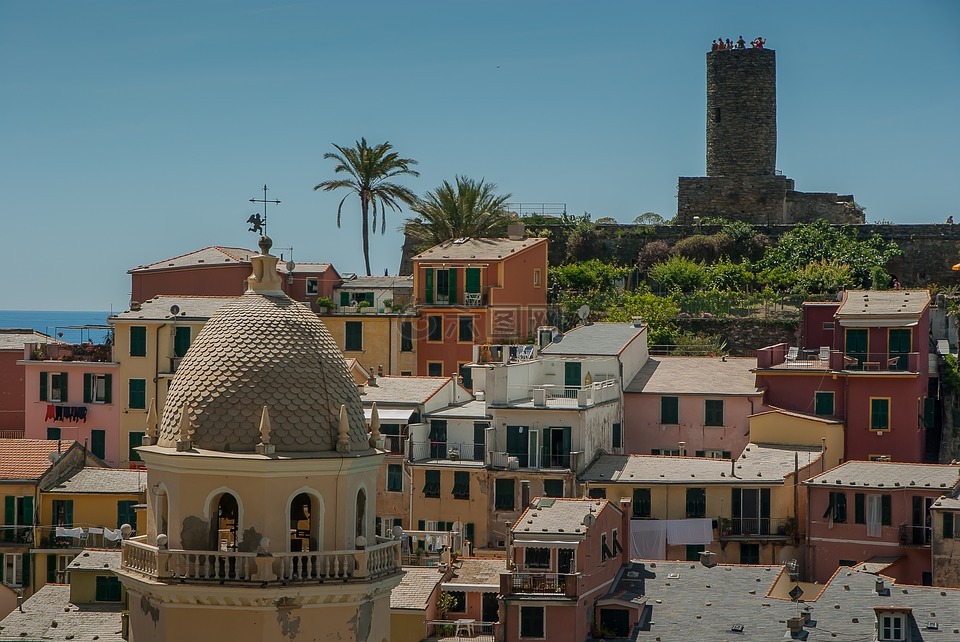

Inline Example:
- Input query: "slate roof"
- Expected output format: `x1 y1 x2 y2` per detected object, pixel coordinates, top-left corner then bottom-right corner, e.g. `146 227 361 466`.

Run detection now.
110 295 236 321
288 262 332 274
339 275 413 289
390 567 444 610
360 377 451 405
129 246 256 272
804 461 960 491
445 558 506 588
0 584 124 641
413 237 546 262
67 549 122 572
427 400 489 419
580 444 821 485
513 498 612 536
0 329 56 350
47 468 146 495
933 495 960 510
626 356 760 395
750 408 844 425
836 289 930 318
0 440 72 481
631 560 960 641
540 322 645 357
157 290 369 453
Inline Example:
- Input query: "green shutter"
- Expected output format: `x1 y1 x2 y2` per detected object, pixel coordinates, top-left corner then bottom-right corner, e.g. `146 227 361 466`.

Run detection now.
855 493 865 524
174 326 191 358
21 553 29 587
448 268 457 305
130 326 147 357
661 397 679 424
83 373 92 403
60 373 68 403
418 520 425 530
129 432 145 462
47 427 61 440
4 496 14 526
424 268 434 304
731 488 741 519
881 495 892 525
23 496 33 527
465 268 481 293
815 392 833 416
40 372 47 401
945 512 955 539
46 554 57 584
104 374 112 404
129 379 146 409
340 291 350 307
64 500 73 527
91 430 106 459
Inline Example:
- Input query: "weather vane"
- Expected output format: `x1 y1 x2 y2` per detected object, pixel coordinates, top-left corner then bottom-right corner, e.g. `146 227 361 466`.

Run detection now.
247 184 281 236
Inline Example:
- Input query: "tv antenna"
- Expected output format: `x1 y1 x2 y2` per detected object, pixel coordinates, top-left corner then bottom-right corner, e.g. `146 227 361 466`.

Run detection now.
247 184 281 237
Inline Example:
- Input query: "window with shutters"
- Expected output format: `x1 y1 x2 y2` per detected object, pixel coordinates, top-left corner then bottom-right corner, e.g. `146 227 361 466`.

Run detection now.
814 391 834 416
401 322 413 351
129 432 145 463
704 399 724 426
543 479 564 498
533 269 541 287
427 316 443 342
452 471 470 499
427 362 443 377
3 496 33 543
128 379 146 409
174 326 191 358
870 398 890 431
495 478 514 511
91 430 106 460
588 487 606 499
944 512 955 539
3 554 23 586
40 372 68 402
686 488 706 518
52 499 74 527
458 316 473 342
422 470 440 498
660 397 679 424
633 488 652 518
386 465 402 492
47 427 61 440
612 423 622 449
129 326 147 357
84 373 112 404
95 575 122 601
824 491 847 523
306 277 319 295
519 606 545 638
740 543 760 564
345 322 363 351
117 500 138 530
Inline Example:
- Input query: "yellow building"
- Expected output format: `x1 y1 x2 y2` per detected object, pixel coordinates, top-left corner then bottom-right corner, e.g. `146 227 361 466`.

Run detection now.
323 311 419 376
109 296 235 468
749 408 845 470
32 468 145 594
581 443 822 565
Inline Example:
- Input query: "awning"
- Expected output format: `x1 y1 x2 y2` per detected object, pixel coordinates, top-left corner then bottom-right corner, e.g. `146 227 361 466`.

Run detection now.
363 407 415 423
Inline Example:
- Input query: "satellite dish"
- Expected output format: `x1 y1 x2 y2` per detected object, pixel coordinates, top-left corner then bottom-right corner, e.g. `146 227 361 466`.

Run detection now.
452 521 463 532
577 305 590 321
582 513 596 528
286 260 296 273
169 305 180 316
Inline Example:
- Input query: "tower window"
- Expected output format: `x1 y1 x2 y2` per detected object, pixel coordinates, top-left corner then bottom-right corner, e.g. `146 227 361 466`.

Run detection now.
714 107 721 123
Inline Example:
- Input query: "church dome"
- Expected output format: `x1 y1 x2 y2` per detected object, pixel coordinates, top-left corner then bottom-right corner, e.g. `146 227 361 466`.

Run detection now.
156 241 369 453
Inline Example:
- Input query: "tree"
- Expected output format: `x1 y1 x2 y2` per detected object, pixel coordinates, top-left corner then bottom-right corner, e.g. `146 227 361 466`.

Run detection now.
403 176 513 253
314 138 419 276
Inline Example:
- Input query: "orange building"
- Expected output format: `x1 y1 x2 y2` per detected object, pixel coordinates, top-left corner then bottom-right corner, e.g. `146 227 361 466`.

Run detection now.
411 237 548 381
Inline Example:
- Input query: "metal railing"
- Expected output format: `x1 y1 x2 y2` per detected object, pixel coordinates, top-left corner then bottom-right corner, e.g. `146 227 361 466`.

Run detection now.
0 526 33 545
719 517 796 539
381 434 407 456
503 572 576 596
410 440 484 462
121 538 402 583
499 379 619 407
426 620 496 640
899 524 931 546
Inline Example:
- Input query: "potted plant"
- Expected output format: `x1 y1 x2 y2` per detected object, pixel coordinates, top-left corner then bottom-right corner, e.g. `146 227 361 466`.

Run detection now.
315 296 333 314
382 299 393 313
358 300 374 313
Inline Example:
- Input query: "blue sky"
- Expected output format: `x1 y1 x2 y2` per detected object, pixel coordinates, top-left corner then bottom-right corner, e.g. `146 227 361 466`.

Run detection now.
2 1 958 311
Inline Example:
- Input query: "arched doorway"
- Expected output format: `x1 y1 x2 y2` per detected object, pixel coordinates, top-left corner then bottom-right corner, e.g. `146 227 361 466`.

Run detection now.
212 493 239 551
289 493 316 552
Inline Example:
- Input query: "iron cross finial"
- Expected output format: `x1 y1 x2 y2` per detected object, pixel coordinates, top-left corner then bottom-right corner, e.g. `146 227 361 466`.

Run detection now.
247 184 281 236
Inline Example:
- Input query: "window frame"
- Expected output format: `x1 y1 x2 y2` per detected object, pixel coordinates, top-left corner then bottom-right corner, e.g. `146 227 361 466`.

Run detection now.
879 614 904 642
685 487 706 518
129 326 147 357
422 470 441 499
386 464 403 493
494 478 515 511
427 316 443 342
660 396 679 425
704 399 724 426
452 471 470 500
870 397 891 431
3 553 23 587
633 488 651 518
458 316 474 343
344 321 363 352
305 277 319 296
400 321 414 352
128 378 147 410
427 362 444 377
814 391 834 416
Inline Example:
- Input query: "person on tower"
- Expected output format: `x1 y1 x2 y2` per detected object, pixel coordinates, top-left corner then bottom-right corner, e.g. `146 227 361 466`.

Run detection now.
717 37 726 50
726 38 733 49
736 36 746 49
712 39 719 51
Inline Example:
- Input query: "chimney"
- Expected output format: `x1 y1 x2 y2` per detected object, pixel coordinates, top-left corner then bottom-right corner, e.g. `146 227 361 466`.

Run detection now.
679 441 686 457
631 316 644 328
786 617 804 636
875 578 885 594
367 367 378 387
520 480 531 509
699 550 717 568
507 223 525 240
378 364 384 377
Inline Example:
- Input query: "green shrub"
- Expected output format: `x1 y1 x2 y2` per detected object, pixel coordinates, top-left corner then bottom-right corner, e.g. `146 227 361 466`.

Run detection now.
649 256 708 292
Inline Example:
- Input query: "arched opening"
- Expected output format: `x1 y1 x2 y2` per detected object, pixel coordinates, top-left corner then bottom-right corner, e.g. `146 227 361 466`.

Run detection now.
355 488 367 541
289 493 317 552
156 488 169 538
212 493 239 551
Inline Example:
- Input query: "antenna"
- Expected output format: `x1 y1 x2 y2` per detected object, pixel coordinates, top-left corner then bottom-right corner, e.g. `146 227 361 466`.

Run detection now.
247 184 281 237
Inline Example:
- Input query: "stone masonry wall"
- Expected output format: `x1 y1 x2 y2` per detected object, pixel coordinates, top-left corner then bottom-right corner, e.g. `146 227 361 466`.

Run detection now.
784 192 864 224
677 175 794 225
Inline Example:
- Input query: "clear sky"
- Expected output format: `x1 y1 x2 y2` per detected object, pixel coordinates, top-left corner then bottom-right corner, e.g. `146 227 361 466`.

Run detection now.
2 1 958 311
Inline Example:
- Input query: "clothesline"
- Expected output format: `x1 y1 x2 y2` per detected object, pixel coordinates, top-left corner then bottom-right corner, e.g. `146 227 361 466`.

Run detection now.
55 526 123 542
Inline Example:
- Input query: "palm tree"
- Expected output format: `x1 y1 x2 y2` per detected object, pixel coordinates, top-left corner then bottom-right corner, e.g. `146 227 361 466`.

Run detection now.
403 176 514 252
314 138 419 276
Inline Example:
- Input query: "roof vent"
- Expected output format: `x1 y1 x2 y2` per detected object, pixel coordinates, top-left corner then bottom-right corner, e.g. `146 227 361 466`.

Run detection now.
700 550 717 568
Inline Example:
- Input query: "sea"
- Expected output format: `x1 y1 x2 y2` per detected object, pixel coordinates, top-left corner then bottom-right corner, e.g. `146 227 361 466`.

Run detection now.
0 310 113 343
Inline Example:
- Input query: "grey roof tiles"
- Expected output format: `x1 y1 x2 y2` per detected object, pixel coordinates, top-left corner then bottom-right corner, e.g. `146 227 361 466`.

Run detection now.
540 322 645 357
626 356 760 395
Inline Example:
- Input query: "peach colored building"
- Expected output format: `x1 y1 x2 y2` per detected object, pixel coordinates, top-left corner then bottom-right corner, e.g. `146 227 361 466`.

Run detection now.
412 237 548 380
116 240 402 642
805 461 960 585
624 356 767 459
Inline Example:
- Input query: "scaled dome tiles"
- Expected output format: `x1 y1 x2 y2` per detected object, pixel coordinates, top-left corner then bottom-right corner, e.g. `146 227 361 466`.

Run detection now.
158 292 369 453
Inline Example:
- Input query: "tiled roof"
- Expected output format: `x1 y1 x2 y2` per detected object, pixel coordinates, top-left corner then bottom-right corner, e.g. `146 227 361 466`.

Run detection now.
110 295 236 321
540 322 646 357
360 377 451 405
0 440 70 480
427 400 489 419
836 289 930 317
339 275 413 289
413 237 546 262
750 408 844 425
851 556 900 574
288 262 332 273
157 291 369 453
513 498 611 536
804 461 960 490
629 560 960 641
580 444 821 485
933 494 960 510
390 567 444 610
129 246 256 272
0 329 56 350
0 584 124 641
67 549 122 572
446 558 505 588
47 468 147 495
626 356 760 395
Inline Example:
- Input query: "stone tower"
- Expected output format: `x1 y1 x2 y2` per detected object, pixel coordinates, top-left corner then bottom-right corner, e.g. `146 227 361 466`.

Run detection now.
117 237 401 642
706 48 777 177
677 46 862 225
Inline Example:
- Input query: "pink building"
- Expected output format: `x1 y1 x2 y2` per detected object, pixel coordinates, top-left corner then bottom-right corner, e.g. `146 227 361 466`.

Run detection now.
18 348 119 465
499 497 638 642
805 460 960 585
624 356 766 458
756 290 933 463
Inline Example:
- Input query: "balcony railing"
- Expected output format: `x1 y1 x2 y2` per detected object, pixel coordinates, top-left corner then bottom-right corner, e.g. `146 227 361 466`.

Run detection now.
410 440 484 463
756 343 920 373
426 620 496 641
500 572 578 597
495 379 619 408
121 537 402 583
899 524 931 546
719 517 796 541
0 430 25 439
381 434 407 456
0 526 33 545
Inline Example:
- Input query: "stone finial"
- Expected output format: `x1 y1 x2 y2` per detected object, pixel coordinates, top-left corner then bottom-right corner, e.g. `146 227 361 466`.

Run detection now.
369 402 381 448
246 235 284 295
256 405 276 455
336 404 351 454
143 398 158 446
176 406 194 452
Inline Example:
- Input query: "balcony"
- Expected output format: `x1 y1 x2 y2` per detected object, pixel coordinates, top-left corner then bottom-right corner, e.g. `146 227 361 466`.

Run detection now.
500 572 579 598
382 434 408 456
756 343 920 373
898 524 931 547
409 440 485 465
718 517 797 542
121 537 402 584
26 342 114 363
0 526 33 546
491 380 619 409
487 450 578 472
426 620 495 642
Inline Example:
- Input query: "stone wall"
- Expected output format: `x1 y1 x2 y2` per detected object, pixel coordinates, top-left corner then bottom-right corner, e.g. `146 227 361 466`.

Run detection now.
677 175 794 225
784 191 863 224
673 316 800 356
